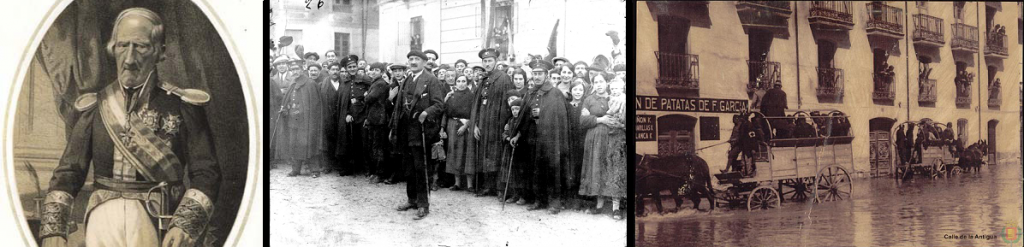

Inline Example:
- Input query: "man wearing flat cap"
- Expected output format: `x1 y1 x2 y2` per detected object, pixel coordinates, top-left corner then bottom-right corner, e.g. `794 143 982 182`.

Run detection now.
41 8 220 247
424 49 439 63
333 55 371 176
467 48 514 197
551 56 570 68
454 59 469 78
391 50 445 220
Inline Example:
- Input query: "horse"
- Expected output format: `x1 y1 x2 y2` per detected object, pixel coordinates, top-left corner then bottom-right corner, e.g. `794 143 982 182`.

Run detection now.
636 153 715 217
957 141 987 173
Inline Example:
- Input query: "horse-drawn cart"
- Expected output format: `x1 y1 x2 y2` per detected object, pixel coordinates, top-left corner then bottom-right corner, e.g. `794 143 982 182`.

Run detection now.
890 120 958 179
635 110 857 215
713 110 855 211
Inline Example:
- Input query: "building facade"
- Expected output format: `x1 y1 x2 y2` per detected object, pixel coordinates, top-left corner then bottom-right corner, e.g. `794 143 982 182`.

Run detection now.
376 0 625 66
637 1 1022 178
270 0 380 61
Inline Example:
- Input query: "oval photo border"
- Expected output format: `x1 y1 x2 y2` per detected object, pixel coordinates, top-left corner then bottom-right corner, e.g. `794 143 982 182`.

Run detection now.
0 0 262 246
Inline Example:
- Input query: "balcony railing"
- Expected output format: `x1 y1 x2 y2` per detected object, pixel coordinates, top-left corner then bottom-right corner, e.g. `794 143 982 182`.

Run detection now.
736 1 792 15
913 14 945 47
816 67 844 99
748 60 781 91
988 84 1001 107
984 30 1008 58
866 2 905 38
655 52 700 91
809 1 854 29
951 23 979 52
873 72 896 101
919 78 937 103
955 83 971 108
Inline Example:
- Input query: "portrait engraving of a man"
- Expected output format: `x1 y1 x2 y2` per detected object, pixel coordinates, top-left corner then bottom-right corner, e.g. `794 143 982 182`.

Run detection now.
39 7 220 247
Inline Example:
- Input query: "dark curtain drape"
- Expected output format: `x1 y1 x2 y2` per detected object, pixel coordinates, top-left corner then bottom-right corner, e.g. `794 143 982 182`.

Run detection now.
32 0 248 246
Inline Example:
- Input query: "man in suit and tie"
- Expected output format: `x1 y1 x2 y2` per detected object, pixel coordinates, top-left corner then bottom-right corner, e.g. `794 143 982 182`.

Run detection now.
391 51 445 220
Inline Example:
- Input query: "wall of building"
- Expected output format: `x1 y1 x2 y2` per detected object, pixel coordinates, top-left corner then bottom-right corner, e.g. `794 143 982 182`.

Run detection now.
378 0 625 66
636 1 1021 177
272 0 380 61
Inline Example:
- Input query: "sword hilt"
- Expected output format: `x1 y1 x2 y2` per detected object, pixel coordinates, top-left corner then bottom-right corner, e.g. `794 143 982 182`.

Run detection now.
145 182 174 224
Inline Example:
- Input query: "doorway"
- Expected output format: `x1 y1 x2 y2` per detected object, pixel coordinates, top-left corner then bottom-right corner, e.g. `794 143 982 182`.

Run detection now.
657 114 697 156
869 118 895 177
987 120 997 164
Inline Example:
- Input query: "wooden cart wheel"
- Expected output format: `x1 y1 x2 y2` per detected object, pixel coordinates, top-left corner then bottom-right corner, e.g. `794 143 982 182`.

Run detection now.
950 166 963 176
780 179 811 202
747 186 781 211
930 161 945 179
814 166 852 203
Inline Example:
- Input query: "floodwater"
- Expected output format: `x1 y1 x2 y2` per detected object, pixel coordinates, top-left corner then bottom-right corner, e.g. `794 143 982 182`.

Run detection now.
636 160 1024 247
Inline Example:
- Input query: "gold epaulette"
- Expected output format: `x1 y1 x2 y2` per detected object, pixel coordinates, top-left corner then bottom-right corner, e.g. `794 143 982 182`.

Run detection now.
159 81 210 105
74 93 98 111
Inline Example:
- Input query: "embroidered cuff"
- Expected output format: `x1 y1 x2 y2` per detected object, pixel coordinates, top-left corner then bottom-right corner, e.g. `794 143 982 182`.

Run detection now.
39 191 73 239
168 189 214 238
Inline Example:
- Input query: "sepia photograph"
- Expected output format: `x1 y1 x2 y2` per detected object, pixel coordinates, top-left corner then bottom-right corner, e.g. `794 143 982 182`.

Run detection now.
3 0 253 246
268 0 626 246
635 1 1022 246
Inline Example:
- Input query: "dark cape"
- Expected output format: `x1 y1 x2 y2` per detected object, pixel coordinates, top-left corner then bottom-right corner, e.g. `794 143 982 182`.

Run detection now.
318 78 341 159
513 81 570 194
467 69 514 173
275 75 324 160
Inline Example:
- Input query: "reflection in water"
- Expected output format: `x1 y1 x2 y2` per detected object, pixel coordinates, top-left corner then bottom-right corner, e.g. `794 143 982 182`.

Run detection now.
636 163 1023 246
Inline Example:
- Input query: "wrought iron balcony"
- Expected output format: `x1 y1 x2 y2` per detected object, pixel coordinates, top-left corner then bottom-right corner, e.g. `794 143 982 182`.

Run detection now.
655 52 700 91
872 71 896 101
955 84 971 108
987 84 1001 107
913 14 945 47
951 23 979 53
866 2 905 38
816 67 844 99
984 30 1008 58
736 1 792 16
918 78 936 103
809 1 854 30
747 60 781 91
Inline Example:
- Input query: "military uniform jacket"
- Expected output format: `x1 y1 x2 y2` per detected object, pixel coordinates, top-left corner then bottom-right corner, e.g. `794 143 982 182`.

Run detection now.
40 79 220 240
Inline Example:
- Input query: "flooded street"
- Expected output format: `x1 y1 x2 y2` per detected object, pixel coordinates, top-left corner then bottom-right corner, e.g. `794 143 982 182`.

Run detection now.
636 160 1024 247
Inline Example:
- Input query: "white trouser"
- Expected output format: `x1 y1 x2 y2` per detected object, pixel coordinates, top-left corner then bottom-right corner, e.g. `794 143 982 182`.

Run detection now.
85 198 159 247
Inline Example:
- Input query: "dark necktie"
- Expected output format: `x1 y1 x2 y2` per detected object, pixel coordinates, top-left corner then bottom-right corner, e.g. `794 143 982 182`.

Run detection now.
124 87 138 113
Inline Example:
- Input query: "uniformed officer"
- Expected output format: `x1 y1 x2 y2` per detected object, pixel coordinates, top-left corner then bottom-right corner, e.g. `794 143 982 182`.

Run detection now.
391 51 445 220
41 8 220 247
335 55 371 176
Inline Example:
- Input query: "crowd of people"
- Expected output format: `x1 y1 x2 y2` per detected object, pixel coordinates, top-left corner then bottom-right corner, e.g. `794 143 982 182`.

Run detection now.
269 45 628 220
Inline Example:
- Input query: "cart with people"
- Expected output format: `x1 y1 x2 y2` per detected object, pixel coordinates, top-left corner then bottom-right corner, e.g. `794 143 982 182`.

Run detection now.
712 109 855 211
890 119 975 179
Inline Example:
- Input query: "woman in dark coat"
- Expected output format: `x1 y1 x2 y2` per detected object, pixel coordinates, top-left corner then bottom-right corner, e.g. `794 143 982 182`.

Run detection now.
443 76 477 190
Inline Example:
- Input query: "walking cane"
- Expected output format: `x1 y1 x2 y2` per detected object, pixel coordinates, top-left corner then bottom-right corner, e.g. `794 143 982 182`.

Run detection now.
269 108 284 168
421 121 430 197
501 142 516 211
